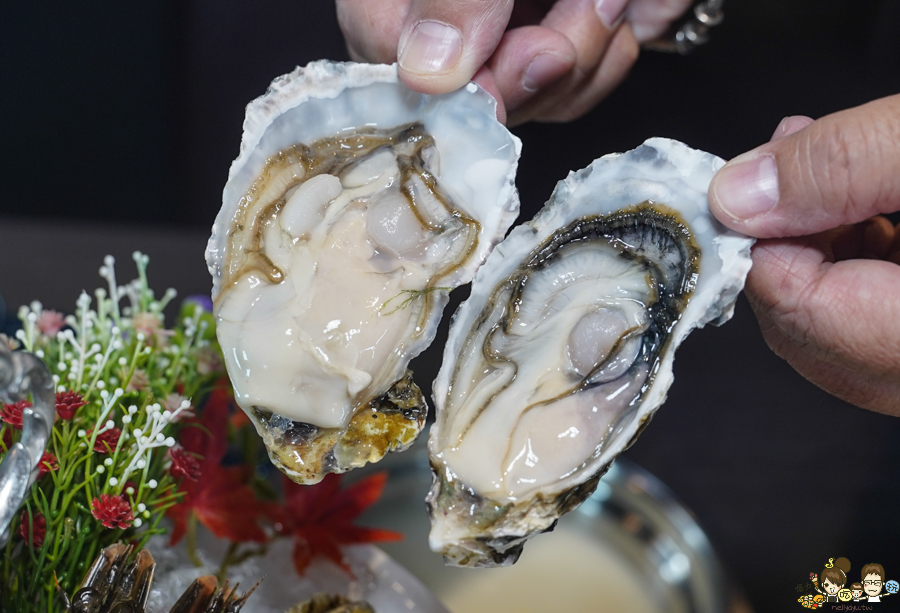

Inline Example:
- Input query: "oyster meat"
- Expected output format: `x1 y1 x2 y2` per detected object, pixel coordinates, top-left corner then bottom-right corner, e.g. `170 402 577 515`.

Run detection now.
427 138 753 566
206 62 520 483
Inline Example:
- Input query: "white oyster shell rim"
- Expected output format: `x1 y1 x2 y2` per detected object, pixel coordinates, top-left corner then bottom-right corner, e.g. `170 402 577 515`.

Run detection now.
206 60 522 301
429 137 754 505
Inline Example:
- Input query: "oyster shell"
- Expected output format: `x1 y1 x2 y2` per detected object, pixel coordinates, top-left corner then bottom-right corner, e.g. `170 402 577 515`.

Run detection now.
427 138 753 566
206 61 520 483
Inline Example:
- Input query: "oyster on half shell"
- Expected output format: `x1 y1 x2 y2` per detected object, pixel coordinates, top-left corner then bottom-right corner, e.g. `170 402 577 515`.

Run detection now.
206 62 520 484
427 138 754 567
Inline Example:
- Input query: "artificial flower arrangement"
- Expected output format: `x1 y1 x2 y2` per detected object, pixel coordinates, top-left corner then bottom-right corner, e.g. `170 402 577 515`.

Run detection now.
0 253 399 612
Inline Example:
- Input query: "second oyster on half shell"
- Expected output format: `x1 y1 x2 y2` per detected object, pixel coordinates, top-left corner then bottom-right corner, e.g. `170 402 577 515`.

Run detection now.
427 138 753 567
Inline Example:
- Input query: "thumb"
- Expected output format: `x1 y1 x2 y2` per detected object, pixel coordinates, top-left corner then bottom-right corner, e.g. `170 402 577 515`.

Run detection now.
709 94 900 238
397 0 513 94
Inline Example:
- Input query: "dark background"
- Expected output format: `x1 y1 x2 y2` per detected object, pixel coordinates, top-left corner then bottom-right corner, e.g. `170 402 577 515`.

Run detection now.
2 1 900 611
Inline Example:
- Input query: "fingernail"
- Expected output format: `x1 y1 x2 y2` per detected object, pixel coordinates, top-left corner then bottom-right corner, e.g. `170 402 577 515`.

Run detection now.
398 21 462 75
522 53 572 93
713 155 779 221
770 115 814 142
595 0 629 29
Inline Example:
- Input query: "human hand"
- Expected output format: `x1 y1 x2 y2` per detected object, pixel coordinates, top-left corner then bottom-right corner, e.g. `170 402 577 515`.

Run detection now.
335 0 693 125
708 95 900 415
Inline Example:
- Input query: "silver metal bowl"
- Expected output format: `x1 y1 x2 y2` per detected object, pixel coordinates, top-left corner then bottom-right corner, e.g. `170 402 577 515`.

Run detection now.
361 446 746 613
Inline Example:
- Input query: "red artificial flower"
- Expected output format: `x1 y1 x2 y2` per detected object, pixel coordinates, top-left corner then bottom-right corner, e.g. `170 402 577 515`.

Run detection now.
1 428 12 450
91 494 134 529
38 451 58 476
18 511 46 548
55 390 87 420
88 427 122 454
36 310 66 336
166 386 268 545
1 400 30 429
273 472 402 576
168 447 201 481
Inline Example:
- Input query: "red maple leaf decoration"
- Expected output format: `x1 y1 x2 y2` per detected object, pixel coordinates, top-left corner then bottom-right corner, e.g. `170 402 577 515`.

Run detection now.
166 386 268 545
1 400 30 429
274 472 402 576
91 494 134 529
55 390 87 420
38 451 58 476
229 407 251 430
88 427 122 454
18 511 46 548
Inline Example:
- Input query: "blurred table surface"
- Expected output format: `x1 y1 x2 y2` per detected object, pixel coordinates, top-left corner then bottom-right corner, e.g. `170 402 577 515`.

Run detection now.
1 216 899 613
